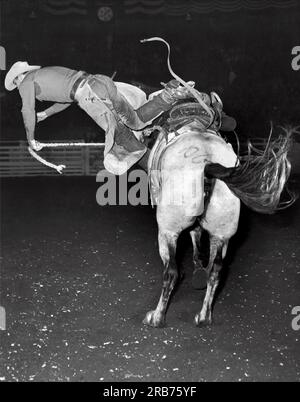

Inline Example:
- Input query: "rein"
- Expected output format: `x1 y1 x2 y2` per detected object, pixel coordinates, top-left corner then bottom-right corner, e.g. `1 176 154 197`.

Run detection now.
140 37 214 125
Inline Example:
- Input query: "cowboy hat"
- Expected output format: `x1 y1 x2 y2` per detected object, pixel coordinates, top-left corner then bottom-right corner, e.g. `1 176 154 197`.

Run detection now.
4 61 41 91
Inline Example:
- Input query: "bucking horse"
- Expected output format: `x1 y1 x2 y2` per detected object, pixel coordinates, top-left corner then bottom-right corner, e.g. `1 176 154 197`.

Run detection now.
137 38 296 327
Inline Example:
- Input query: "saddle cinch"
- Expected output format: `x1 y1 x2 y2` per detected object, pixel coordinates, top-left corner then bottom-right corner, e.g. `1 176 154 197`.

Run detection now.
147 96 222 206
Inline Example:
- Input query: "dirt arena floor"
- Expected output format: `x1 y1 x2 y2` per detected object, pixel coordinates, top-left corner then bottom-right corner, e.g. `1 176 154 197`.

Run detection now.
0 176 299 382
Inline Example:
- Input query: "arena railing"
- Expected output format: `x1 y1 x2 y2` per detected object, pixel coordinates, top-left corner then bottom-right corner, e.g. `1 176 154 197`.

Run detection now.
0 140 105 177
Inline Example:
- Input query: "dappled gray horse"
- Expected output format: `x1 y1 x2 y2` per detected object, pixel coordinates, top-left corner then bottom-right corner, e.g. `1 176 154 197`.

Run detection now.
144 110 293 327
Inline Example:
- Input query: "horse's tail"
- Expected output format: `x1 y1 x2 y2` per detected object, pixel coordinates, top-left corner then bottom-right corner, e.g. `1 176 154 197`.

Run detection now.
204 127 298 214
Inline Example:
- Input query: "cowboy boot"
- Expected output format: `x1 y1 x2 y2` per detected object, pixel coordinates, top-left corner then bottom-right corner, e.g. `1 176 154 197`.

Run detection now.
159 79 195 103
137 79 195 123
114 80 196 129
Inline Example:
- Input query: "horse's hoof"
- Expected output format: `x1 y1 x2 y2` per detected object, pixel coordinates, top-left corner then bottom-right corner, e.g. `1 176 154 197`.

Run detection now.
192 268 207 290
194 313 212 327
143 310 166 328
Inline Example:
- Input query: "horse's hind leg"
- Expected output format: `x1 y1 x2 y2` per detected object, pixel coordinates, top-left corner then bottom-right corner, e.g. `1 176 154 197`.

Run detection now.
143 230 179 327
190 225 208 289
190 224 203 267
194 235 224 326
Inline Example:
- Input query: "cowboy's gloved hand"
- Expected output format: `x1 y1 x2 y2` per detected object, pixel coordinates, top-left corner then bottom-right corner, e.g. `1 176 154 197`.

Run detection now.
37 111 47 123
161 79 195 103
30 140 43 151
164 79 195 90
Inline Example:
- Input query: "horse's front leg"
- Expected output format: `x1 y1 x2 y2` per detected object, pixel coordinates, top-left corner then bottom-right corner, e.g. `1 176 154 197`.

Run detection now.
143 230 179 327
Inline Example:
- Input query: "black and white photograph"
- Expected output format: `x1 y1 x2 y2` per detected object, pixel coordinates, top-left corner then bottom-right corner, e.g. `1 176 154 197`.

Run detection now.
0 0 299 385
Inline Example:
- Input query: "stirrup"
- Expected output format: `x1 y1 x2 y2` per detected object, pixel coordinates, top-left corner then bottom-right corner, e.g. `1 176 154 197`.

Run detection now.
210 92 223 130
210 91 223 109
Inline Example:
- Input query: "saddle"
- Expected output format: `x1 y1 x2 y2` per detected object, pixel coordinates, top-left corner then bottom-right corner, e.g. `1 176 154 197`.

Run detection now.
147 101 220 206
168 101 221 132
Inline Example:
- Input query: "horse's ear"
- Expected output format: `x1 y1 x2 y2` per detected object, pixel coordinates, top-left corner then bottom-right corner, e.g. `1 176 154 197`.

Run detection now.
220 115 237 132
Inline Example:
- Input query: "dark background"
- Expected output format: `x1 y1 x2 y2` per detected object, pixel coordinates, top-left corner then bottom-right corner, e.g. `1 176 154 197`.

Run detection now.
1 0 300 142
1 2 300 382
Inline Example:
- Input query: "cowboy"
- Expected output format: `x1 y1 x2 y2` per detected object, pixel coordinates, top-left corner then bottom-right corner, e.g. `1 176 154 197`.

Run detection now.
4 62 197 174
